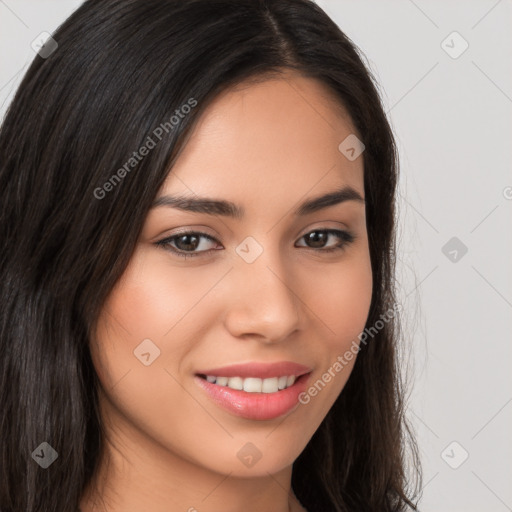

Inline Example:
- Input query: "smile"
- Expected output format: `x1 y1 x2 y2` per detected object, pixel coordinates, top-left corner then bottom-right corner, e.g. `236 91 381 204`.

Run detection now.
194 361 312 420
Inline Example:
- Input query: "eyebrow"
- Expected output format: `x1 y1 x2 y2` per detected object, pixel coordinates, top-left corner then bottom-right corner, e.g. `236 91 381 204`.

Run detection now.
151 185 365 219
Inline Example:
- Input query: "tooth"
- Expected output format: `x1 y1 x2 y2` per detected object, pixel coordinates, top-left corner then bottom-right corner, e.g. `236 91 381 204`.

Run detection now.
262 377 279 393
243 377 262 393
227 376 243 390
278 376 288 390
213 375 295 391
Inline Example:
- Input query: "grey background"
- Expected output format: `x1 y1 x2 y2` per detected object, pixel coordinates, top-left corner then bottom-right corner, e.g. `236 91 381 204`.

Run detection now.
1 1 511 510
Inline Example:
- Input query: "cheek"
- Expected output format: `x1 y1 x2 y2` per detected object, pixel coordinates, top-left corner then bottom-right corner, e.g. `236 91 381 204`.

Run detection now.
90 249 182 386
93 248 219 355
296 251 373 408
303 252 373 350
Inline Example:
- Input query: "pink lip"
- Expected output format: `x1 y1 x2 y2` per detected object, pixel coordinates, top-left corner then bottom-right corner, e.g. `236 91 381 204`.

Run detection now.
194 373 311 420
195 361 312 379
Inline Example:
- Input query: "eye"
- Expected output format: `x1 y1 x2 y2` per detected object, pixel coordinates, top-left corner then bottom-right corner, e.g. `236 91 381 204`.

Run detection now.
155 228 356 259
295 228 355 253
155 231 220 259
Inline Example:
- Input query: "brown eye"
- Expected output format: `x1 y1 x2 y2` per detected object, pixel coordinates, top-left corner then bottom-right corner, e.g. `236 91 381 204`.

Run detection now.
155 232 219 259
296 229 355 252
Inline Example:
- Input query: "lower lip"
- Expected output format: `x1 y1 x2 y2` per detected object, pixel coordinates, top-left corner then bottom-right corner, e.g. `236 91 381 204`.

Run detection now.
194 373 311 421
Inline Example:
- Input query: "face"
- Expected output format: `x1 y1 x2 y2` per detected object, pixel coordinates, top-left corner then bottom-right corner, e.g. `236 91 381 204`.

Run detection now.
90 71 373 479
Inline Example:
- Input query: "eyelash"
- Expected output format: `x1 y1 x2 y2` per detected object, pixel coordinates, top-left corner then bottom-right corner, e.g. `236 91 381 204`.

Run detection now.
155 228 356 260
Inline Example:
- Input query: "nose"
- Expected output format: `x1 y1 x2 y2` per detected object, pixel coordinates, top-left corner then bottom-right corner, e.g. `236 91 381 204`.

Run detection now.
222 245 302 344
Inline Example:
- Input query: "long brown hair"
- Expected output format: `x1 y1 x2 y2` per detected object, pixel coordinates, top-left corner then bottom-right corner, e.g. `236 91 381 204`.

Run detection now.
0 1 421 510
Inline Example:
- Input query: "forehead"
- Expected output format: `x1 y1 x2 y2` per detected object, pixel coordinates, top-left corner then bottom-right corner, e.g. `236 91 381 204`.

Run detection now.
160 72 364 210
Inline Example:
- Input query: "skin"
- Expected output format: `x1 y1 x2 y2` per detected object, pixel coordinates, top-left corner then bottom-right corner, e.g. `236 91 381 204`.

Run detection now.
80 70 373 512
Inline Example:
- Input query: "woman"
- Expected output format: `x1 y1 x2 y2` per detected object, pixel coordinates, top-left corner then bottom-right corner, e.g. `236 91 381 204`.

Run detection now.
0 0 421 511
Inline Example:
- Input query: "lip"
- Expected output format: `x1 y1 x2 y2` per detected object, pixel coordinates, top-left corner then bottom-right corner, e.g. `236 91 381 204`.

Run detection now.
194 361 313 420
195 374 311 421
195 361 312 379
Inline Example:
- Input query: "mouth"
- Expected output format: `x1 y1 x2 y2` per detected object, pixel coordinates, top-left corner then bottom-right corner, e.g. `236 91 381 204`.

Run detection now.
194 361 312 421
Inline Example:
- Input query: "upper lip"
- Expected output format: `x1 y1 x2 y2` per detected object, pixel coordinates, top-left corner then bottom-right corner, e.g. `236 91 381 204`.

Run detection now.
195 361 312 379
